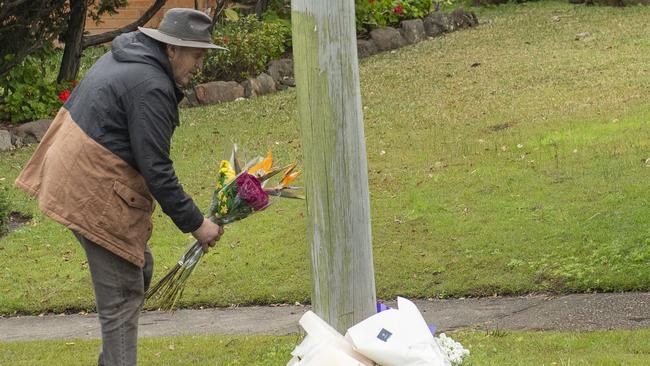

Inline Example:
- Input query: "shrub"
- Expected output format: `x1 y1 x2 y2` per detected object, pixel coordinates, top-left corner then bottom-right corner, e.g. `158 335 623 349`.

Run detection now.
197 15 291 83
355 0 435 34
0 47 68 124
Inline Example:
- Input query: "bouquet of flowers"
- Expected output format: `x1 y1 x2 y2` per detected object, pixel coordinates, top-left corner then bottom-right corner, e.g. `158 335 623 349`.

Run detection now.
145 145 303 310
434 333 470 366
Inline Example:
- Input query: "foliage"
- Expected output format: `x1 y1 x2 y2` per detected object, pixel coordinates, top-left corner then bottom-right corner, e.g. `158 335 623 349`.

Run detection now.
266 0 291 18
0 43 104 124
88 0 129 23
0 47 68 124
0 0 68 77
0 0 131 79
77 46 110 79
197 15 291 82
355 0 435 33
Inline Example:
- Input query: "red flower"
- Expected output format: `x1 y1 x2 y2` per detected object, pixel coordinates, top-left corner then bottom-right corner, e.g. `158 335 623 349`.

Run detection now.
235 173 269 211
223 36 229 44
58 89 71 103
393 5 403 14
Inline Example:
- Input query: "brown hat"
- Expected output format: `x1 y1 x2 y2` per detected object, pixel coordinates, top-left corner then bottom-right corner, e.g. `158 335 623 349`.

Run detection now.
139 8 227 50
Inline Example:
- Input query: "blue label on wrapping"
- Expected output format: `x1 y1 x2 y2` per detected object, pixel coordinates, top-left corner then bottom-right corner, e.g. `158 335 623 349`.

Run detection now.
377 328 393 342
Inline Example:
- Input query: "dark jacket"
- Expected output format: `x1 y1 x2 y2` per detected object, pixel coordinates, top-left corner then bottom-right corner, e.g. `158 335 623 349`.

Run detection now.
65 32 203 233
15 32 203 267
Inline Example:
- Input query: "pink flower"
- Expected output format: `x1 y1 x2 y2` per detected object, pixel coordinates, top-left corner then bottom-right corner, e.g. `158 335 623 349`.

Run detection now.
235 173 269 211
58 90 71 103
393 5 403 14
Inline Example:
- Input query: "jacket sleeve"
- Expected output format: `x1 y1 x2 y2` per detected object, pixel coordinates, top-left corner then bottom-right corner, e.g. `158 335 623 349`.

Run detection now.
127 80 204 233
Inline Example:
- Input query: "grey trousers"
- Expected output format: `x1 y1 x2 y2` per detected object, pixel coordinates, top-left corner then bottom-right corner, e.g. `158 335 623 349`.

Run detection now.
73 232 153 366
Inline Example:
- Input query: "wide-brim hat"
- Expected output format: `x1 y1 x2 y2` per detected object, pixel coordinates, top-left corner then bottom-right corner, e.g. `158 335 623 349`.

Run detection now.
139 8 227 50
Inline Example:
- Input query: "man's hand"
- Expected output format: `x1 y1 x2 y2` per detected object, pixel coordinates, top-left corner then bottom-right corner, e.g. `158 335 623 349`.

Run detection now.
192 218 224 253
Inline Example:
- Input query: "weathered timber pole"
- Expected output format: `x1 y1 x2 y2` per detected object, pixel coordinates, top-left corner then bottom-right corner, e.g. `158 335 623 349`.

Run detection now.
291 0 377 333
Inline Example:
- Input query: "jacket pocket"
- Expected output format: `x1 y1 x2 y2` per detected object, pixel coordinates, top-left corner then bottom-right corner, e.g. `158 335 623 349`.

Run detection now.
98 180 154 245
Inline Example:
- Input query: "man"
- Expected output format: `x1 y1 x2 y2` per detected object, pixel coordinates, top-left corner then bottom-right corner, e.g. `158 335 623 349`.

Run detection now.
15 8 226 366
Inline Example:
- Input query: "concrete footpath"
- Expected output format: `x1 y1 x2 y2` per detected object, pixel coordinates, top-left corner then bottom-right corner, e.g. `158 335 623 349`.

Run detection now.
2 292 649 342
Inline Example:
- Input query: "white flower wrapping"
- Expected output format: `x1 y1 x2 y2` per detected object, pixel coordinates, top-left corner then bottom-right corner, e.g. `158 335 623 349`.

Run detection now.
288 297 470 366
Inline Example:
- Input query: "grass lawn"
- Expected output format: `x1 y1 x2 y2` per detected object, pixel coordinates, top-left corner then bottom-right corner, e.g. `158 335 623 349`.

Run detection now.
2 1 650 314
2 328 649 365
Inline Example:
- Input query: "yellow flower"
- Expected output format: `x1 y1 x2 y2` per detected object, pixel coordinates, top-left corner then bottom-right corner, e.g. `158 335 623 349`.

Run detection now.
219 160 236 183
224 170 235 183
219 205 228 215
219 160 231 171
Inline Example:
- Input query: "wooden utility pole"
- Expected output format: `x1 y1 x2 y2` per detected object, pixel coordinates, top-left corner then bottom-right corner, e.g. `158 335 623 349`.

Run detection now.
291 0 377 333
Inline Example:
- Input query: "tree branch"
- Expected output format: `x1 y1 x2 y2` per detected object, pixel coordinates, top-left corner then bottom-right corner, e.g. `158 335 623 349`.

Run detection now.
82 0 167 48
211 0 228 29
0 0 37 23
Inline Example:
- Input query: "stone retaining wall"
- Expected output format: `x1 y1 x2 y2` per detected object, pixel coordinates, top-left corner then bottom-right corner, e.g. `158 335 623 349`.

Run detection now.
180 9 478 108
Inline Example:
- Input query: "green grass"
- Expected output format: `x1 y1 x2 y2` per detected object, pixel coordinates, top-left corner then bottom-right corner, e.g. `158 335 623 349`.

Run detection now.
2 1 650 314
2 329 650 365
459 328 650 365
0 335 300 366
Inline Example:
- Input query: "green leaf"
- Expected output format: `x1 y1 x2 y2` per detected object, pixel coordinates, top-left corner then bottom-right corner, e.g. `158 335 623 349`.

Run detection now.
224 8 240 22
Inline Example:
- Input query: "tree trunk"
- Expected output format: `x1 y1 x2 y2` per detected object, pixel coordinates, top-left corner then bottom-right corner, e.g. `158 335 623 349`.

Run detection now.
291 0 377 333
255 0 269 19
57 0 88 83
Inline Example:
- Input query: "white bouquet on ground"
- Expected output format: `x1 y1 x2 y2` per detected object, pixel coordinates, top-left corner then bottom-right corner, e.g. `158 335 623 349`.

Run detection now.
434 334 470 366
288 297 470 366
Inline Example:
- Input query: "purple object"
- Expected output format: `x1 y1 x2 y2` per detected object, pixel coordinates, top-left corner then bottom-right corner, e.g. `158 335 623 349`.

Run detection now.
376 301 436 335
376 302 391 313
428 324 437 335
